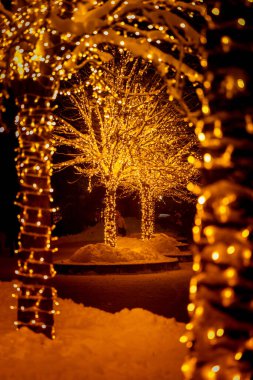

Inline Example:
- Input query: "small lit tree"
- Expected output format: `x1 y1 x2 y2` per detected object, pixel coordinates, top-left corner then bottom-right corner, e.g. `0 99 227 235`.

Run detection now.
127 117 199 240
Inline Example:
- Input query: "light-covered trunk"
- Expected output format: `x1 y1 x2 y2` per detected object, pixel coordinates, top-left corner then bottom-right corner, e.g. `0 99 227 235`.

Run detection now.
14 73 57 339
104 188 117 247
140 184 155 240
183 1 253 379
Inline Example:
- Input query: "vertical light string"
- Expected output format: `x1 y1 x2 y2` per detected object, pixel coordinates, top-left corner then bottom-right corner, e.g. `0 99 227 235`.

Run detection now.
182 1 253 379
104 188 117 247
141 184 155 240
13 73 58 339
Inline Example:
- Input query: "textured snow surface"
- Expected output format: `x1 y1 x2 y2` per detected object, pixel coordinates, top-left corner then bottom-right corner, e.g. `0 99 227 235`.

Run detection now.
69 233 180 263
0 281 186 380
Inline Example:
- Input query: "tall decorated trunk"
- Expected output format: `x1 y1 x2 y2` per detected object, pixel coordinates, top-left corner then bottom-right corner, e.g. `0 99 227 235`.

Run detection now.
14 68 58 339
104 188 117 247
3 0 79 340
182 1 253 379
140 184 155 240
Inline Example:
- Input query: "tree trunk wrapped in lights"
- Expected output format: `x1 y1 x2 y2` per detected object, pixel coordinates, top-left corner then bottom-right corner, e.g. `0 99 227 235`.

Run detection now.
0 1 78 339
104 188 117 247
13 73 58 339
133 135 199 241
140 184 155 241
182 1 253 379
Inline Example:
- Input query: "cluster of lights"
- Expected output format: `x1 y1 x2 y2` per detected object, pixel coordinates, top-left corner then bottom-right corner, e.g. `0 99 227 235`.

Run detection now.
140 185 156 241
182 1 253 379
54 0 206 118
11 283 59 339
103 189 117 247
136 133 199 240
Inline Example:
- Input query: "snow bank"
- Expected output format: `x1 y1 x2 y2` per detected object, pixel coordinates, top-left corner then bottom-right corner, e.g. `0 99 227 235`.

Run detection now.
0 281 186 380
69 233 180 263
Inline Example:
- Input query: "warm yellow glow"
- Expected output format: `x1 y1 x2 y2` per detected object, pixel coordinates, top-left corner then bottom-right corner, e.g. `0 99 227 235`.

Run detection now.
193 262 200 272
195 306 204 317
212 365 220 373
242 229 249 238
186 323 193 330
202 104 210 115
245 114 253 133
234 352 242 360
227 245 235 254
216 328 224 337
14 50 24 77
188 155 196 164
198 195 206 205
237 78 245 88
211 7 220 15
221 36 231 45
207 329 215 340
198 132 206 141
225 268 236 279
181 363 190 373
187 303 195 312
243 249 251 260
211 251 219 261
190 283 197 294
222 288 234 300
204 226 214 237
203 153 212 163
238 18 245 26
180 335 188 343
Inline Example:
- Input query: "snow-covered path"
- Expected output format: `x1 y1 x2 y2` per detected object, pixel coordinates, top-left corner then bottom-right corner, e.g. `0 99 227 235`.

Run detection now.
52 262 192 322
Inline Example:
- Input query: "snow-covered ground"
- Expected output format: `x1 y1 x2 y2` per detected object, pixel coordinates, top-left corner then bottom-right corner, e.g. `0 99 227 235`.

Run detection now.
69 234 180 264
0 281 186 380
56 218 182 264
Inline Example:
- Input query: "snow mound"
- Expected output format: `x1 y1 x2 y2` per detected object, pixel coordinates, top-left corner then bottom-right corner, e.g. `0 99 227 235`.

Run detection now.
0 281 186 380
69 233 180 263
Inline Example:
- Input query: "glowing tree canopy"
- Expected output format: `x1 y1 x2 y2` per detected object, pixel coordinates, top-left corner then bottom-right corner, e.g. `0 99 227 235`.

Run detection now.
181 1 253 379
0 0 205 338
54 51 199 245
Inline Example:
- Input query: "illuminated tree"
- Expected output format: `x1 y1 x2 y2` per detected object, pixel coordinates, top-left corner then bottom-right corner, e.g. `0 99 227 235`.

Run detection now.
181 1 253 380
132 132 199 240
0 0 204 337
54 51 199 244
53 53 168 247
